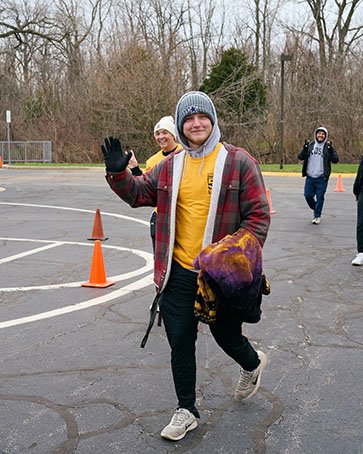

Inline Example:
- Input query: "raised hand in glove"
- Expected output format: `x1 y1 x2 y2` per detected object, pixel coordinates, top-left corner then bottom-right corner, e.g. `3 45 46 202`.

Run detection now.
303 140 309 151
101 136 132 172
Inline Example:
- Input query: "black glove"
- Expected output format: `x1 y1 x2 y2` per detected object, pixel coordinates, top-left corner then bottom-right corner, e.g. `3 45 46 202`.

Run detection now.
131 166 143 176
304 140 309 151
327 141 333 152
101 136 132 172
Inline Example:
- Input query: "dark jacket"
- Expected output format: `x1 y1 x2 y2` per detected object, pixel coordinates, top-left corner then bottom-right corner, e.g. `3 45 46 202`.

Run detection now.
353 154 363 196
298 141 339 181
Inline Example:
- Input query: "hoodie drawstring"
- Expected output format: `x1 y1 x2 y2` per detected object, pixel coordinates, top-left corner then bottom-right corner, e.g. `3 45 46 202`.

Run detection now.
182 153 188 180
182 145 207 180
199 146 206 176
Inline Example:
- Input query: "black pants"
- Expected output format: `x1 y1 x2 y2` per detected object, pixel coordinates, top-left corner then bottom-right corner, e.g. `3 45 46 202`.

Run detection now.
159 260 259 418
357 191 363 252
150 210 157 254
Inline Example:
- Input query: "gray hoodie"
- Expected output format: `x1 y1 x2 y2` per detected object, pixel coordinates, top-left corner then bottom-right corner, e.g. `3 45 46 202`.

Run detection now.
174 91 221 176
306 126 328 178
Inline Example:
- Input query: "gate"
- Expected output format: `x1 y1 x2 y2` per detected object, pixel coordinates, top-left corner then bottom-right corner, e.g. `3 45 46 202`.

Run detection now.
0 141 52 164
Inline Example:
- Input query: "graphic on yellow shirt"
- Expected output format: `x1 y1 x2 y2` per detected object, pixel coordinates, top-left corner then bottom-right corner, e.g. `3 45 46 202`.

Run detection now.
173 144 221 269
207 173 213 194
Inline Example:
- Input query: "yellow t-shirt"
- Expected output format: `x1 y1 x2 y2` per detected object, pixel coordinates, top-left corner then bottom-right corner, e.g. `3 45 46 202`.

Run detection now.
145 145 182 213
145 145 182 172
145 150 166 172
173 143 221 269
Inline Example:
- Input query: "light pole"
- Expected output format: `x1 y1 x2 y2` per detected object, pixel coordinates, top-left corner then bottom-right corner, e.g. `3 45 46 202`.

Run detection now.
6 110 11 165
280 54 292 169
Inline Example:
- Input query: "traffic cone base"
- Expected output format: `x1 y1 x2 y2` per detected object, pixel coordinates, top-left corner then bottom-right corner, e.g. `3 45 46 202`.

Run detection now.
266 189 276 214
334 174 346 192
88 208 108 241
82 240 115 288
82 280 114 288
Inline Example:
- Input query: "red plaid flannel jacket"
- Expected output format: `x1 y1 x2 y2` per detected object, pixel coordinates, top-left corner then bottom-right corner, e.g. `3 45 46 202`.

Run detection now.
106 143 270 293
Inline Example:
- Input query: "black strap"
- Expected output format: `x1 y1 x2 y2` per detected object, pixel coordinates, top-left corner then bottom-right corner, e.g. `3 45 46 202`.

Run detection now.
140 294 160 348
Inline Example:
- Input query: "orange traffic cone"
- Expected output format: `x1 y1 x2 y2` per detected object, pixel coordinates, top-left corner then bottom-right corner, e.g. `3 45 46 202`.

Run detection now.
88 208 108 240
0 156 2 168
333 174 346 192
266 189 276 214
82 240 115 288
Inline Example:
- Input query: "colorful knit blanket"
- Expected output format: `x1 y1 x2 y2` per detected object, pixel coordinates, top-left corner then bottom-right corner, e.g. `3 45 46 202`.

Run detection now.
193 228 263 324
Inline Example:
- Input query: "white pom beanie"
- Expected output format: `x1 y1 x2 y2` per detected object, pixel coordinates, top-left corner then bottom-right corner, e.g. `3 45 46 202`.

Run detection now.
154 116 176 138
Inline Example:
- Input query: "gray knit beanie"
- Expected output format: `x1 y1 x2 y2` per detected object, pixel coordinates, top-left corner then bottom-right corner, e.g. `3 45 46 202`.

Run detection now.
176 91 216 134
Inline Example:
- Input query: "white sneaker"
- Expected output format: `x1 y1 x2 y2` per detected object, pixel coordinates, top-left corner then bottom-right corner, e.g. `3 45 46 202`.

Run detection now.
352 253 363 266
160 408 197 441
235 351 267 401
312 217 321 224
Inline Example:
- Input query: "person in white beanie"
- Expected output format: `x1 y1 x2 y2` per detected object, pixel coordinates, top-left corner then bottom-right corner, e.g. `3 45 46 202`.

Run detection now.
128 115 182 252
128 116 180 173
101 91 270 441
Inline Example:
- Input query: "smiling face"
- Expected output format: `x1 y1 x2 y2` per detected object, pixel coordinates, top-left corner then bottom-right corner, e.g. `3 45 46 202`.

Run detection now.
316 130 326 143
154 129 177 152
182 113 213 149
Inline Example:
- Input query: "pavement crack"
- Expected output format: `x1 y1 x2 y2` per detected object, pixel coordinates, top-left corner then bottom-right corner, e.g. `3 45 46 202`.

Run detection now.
253 387 284 454
0 394 79 454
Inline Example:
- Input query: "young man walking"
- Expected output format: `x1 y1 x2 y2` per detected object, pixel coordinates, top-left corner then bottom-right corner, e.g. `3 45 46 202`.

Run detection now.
101 91 271 441
298 127 339 224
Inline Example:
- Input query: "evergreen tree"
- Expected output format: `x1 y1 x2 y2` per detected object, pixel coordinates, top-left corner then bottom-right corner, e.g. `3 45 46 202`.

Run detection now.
200 48 266 123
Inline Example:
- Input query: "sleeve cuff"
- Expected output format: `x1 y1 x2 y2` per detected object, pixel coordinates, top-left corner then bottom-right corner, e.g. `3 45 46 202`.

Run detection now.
131 166 143 176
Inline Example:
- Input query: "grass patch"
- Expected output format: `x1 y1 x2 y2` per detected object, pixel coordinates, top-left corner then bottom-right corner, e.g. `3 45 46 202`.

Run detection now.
8 162 104 167
6 162 358 173
260 163 358 173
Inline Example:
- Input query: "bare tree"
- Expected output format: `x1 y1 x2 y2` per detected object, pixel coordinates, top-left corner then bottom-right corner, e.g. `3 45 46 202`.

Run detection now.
1 0 362 162
183 0 225 89
0 0 55 40
50 0 101 89
288 0 363 67
0 1 57 89
231 0 283 80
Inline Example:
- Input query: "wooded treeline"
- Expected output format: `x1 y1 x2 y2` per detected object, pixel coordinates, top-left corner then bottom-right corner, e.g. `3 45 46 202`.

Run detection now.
0 0 362 164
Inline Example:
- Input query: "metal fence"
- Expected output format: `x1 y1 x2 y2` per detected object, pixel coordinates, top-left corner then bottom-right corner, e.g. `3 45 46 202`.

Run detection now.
0 141 52 164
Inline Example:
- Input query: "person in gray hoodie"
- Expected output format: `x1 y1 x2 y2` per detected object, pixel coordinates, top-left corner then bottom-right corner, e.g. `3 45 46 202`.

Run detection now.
101 91 270 441
298 127 339 224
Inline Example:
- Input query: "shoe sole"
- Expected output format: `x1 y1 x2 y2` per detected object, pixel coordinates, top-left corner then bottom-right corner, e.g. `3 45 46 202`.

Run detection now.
160 420 198 441
241 351 268 401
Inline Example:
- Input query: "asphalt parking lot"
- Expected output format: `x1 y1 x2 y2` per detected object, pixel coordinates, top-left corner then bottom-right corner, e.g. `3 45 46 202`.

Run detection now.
0 166 362 454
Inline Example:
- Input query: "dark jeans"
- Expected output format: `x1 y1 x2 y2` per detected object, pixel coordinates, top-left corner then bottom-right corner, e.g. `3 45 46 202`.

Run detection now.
150 210 157 255
159 260 259 418
357 192 363 252
304 176 328 218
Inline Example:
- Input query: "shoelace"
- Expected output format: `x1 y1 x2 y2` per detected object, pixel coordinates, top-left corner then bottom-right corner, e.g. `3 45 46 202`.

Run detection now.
237 370 254 389
171 410 190 426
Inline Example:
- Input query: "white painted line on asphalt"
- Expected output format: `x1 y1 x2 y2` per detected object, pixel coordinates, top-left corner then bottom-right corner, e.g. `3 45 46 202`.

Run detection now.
0 202 150 226
0 238 153 291
0 273 154 329
0 242 62 264
0 203 155 329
